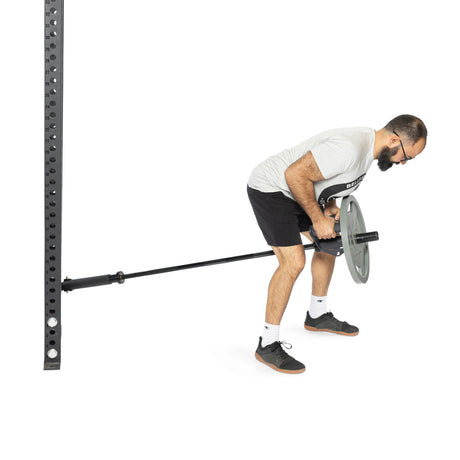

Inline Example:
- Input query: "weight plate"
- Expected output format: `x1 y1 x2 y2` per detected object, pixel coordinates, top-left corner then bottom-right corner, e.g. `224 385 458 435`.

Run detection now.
340 195 370 283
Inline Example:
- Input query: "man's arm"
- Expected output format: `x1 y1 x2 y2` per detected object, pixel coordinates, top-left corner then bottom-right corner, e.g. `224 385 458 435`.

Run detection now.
285 151 336 239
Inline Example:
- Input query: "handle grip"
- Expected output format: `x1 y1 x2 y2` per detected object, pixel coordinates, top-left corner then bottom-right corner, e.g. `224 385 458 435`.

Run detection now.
328 214 341 233
308 214 344 257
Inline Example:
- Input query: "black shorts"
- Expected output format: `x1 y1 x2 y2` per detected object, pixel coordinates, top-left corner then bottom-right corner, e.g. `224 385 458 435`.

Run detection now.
247 186 313 247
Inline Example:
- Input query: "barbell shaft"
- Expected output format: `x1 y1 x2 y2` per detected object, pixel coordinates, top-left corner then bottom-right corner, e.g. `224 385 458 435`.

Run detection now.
61 230 379 292
62 243 313 291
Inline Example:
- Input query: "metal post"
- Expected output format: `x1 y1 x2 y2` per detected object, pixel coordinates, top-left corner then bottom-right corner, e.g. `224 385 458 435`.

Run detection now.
44 0 64 370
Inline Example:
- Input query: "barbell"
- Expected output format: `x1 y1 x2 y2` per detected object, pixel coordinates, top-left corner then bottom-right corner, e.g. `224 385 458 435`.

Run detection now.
62 195 379 292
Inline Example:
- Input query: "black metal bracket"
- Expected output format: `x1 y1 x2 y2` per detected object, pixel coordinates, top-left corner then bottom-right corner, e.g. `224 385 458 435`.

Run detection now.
44 0 64 370
308 222 344 257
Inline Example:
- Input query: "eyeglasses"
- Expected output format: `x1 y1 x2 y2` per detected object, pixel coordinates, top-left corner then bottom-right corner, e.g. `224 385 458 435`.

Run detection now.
392 130 413 163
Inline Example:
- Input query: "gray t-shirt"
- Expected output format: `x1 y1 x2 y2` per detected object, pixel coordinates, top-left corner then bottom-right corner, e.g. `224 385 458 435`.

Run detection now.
247 127 375 206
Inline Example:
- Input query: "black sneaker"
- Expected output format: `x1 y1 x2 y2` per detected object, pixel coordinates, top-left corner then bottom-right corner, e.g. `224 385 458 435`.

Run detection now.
255 337 305 374
304 312 359 336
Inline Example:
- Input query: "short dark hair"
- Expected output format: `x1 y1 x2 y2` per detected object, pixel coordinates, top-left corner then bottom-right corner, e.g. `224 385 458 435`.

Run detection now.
384 114 427 144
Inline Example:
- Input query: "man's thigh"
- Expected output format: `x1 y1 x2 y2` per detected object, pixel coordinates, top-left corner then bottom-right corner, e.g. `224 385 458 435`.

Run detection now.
247 186 312 247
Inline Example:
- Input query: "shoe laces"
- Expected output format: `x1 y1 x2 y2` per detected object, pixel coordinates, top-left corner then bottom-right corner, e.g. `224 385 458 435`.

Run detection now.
279 340 292 350
269 340 292 355
268 341 295 364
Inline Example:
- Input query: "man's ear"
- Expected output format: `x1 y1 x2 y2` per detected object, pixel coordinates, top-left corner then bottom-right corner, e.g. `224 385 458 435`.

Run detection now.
389 134 400 147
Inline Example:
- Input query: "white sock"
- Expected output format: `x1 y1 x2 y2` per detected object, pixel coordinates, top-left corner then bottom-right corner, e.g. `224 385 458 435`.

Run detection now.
309 295 328 319
261 323 280 347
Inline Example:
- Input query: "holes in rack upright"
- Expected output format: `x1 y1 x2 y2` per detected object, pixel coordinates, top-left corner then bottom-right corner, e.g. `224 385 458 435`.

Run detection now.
45 0 62 368
47 317 57 327
47 349 58 359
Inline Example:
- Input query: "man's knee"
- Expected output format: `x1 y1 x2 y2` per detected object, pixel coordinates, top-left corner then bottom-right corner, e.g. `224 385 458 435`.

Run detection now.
278 249 306 278
289 258 305 278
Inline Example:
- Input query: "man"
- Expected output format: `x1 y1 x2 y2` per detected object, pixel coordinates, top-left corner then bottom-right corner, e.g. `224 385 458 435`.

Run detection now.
247 114 427 374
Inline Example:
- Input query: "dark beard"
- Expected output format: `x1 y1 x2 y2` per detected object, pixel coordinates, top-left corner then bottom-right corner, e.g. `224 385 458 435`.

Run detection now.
378 145 400 171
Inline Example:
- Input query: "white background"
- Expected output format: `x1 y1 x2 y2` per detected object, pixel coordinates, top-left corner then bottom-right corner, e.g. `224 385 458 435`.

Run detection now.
1 0 459 458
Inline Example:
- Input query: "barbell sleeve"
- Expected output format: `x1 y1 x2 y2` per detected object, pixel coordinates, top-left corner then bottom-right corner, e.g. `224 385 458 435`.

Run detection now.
62 272 125 292
354 231 379 244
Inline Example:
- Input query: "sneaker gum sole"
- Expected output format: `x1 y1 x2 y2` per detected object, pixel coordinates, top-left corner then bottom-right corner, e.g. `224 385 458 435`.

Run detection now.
255 352 305 374
304 325 359 336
